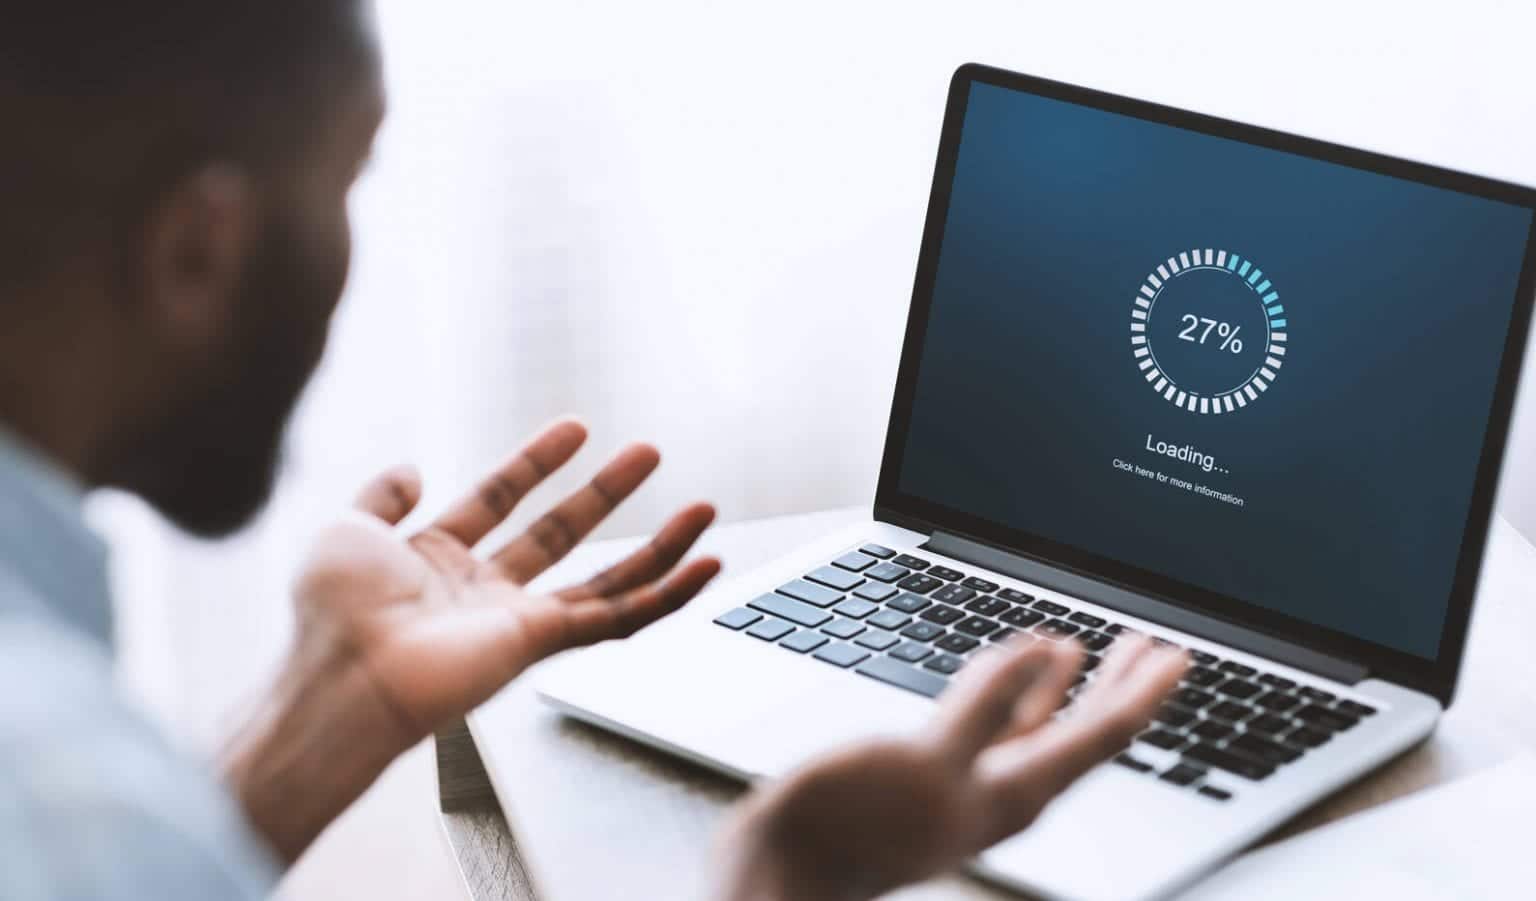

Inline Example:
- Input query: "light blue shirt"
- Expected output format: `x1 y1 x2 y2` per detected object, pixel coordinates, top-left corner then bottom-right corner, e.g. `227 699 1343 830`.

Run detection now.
0 431 278 899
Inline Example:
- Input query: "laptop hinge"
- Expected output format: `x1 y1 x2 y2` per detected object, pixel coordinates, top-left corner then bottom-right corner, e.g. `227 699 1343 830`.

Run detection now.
922 531 1369 685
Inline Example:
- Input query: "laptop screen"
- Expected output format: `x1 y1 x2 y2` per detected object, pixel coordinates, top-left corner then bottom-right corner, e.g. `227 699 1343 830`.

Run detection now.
892 76 1536 662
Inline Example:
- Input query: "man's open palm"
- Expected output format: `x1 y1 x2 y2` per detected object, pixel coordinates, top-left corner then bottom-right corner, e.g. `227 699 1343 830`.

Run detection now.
291 418 720 749
717 638 1187 901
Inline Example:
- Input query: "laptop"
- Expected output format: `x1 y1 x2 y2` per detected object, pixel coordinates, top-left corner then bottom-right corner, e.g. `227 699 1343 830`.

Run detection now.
537 63 1536 900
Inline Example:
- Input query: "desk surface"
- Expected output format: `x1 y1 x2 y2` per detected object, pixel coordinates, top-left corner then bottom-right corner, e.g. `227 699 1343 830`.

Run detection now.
437 508 1536 901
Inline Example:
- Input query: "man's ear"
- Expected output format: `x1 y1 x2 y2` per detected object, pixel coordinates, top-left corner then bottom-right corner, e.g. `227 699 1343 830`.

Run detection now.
138 163 256 350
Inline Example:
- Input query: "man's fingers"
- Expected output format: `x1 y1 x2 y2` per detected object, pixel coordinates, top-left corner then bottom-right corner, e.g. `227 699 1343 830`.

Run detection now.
549 557 722 652
490 443 661 583
553 503 717 602
928 640 1060 765
1042 646 1186 774
1094 646 1190 718
354 464 423 526
1085 635 1154 689
1005 640 1083 737
428 418 588 547
978 646 1186 839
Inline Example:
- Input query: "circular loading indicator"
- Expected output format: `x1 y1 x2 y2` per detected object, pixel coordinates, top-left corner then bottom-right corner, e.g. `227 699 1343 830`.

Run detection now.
1129 248 1288 414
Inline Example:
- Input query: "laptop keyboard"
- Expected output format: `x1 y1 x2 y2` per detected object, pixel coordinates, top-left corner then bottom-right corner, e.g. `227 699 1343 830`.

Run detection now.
713 543 1382 802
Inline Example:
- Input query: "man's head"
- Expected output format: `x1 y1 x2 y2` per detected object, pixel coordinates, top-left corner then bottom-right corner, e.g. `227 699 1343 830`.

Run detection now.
0 1 384 536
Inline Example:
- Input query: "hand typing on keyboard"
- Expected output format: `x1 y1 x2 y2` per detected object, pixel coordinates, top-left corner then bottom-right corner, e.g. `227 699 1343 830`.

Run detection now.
712 637 1187 901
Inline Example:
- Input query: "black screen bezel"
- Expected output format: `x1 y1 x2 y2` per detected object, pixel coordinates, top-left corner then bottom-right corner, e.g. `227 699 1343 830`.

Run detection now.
875 63 1536 705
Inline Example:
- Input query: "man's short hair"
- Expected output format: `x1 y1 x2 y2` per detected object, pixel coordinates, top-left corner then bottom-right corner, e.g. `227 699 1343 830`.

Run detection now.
0 0 372 292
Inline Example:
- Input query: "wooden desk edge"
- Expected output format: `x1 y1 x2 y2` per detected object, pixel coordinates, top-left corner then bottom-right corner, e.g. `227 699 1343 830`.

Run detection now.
436 723 538 901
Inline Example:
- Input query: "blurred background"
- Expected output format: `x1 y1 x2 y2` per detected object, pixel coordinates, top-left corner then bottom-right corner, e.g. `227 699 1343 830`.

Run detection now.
87 0 1536 897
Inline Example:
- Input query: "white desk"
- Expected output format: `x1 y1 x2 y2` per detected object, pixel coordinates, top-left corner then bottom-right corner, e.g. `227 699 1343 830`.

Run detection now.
438 508 1536 900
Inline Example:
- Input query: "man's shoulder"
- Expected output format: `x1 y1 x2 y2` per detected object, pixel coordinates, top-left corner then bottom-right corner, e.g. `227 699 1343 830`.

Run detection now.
0 592 120 735
0 600 278 899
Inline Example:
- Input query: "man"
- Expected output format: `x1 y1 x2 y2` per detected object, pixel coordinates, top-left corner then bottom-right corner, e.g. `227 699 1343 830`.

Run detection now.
0 2 1186 899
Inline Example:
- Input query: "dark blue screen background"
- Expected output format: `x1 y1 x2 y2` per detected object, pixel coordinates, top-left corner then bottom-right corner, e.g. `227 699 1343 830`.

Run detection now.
897 82 1534 659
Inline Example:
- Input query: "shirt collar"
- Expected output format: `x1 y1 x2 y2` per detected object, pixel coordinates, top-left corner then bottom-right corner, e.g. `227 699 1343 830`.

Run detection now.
0 427 113 645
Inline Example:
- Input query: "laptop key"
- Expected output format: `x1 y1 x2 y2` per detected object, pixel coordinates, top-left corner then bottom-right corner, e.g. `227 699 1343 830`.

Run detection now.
990 627 1021 643
897 573 942 594
1209 701 1255 723
932 584 977 606
779 630 828 654
1255 691 1300 712
901 622 945 642
749 594 832 627
1192 720 1235 742
998 588 1034 604
855 655 947 698
1216 679 1262 700
1172 687 1216 709
1184 743 1275 781
1034 600 1070 616
956 616 999 638
1035 619 1080 639
859 543 896 559
962 577 1000 593
867 610 911 631
776 580 842 608
892 554 930 570
1198 785 1233 801
1184 666 1223 687
1294 704 1359 732
965 596 1010 617
919 605 964 626
854 630 899 651
924 654 964 674
1337 700 1378 717
822 619 865 640
1155 705 1196 729
746 618 795 642
806 566 863 592
1078 630 1112 652
832 552 877 573
936 633 980 654
1068 612 1107 628
1114 754 1154 773
865 562 911 583
1190 650 1219 666
887 592 931 614
890 641 934 663
1137 729 1188 752
1001 607 1045 628
853 582 899 602
1219 661 1257 677
928 565 965 582
1300 686 1336 703
1286 726 1332 748
1258 673 1296 690
1160 763 1205 787
1247 713 1291 736
832 599 879 619
713 608 761 631
1229 733 1302 765
814 643 870 668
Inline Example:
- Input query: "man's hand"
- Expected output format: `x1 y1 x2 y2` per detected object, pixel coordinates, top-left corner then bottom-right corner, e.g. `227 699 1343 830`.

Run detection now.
714 637 1187 901
221 419 720 862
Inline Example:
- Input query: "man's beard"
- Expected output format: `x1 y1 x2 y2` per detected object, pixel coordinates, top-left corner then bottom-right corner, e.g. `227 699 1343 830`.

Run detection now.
108 218 342 538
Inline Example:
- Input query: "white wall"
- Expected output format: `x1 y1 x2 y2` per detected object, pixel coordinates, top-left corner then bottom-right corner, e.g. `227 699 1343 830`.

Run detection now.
103 0 1536 736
